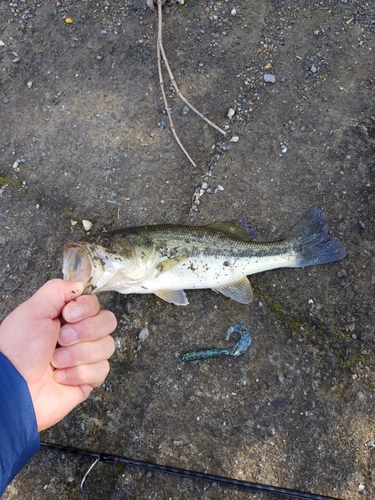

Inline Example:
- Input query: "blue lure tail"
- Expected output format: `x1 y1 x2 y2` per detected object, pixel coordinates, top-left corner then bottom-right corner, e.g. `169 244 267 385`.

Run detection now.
226 325 252 356
286 206 347 268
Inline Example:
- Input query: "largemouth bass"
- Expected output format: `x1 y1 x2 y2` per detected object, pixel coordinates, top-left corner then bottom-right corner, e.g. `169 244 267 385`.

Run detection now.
63 206 346 306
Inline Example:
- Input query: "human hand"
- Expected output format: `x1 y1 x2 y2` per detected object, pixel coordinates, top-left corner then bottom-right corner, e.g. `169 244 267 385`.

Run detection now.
0 279 117 431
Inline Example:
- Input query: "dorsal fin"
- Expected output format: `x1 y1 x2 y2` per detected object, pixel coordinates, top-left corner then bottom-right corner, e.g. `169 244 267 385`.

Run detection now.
205 220 256 241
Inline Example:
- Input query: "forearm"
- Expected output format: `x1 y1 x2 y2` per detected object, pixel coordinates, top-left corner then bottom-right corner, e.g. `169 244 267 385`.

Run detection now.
0 353 40 495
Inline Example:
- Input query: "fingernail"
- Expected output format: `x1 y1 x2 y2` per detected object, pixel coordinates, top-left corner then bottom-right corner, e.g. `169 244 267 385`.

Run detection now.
59 326 77 345
64 304 81 322
53 349 70 366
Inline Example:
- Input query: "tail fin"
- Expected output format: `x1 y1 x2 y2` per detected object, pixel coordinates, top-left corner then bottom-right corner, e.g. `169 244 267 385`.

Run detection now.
285 206 347 268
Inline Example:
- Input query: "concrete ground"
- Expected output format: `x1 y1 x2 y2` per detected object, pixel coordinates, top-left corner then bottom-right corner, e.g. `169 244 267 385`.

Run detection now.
1 0 374 498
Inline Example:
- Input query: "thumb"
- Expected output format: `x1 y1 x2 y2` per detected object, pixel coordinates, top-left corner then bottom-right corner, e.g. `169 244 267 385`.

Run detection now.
0 280 85 378
28 279 85 319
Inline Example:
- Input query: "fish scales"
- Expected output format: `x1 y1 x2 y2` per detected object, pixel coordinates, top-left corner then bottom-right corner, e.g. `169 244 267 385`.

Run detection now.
127 226 290 257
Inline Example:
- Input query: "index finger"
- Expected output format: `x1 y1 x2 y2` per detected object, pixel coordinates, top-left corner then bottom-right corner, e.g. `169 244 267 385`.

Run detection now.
62 294 101 323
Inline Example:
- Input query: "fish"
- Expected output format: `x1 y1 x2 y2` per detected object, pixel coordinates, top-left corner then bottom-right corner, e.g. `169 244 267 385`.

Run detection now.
62 206 347 306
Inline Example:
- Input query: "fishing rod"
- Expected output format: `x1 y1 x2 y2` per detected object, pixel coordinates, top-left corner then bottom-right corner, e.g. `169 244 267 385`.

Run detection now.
40 442 343 500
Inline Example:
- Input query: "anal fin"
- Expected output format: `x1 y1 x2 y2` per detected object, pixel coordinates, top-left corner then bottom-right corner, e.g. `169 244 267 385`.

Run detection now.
154 289 189 306
212 277 253 304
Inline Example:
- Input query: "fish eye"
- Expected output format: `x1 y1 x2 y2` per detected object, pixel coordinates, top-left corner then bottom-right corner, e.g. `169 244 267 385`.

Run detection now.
99 235 112 248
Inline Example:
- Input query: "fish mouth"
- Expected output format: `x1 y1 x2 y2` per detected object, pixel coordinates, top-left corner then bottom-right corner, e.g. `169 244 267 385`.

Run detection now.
63 243 93 289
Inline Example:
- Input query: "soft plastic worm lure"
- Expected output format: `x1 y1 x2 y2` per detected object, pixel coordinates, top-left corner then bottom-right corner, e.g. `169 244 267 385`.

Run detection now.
182 325 251 361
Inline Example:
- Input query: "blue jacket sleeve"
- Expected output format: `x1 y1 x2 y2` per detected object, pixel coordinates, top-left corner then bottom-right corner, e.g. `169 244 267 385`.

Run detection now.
0 352 40 495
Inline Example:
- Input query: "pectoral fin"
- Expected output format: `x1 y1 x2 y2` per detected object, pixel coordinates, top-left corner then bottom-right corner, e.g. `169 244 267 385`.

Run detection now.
212 277 253 304
156 254 190 275
154 289 189 306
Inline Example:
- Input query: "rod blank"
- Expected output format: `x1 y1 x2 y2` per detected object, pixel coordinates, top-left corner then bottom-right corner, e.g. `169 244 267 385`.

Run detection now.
40 442 343 500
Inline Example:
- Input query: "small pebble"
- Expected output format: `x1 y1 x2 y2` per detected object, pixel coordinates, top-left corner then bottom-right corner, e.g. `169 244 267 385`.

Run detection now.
138 327 149 342
227 108 235 119
230 136 239 143
311 66 317 73
82 220 93 231
358 220 365 229
337 269 347 278
182 105 190 114
27 81 33 88
264 74 276 83
0 40 5 47
231 8 236 16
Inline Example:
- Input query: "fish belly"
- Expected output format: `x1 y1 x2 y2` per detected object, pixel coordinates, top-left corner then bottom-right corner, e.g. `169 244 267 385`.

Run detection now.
122 250 297 294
